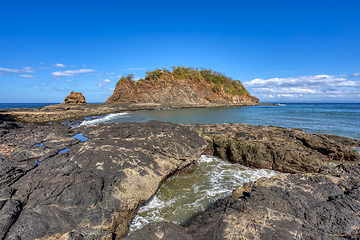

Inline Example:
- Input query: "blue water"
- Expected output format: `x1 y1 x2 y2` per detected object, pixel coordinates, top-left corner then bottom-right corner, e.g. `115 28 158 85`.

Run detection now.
1 103 359 140
80 103 360 140
0 103 58 109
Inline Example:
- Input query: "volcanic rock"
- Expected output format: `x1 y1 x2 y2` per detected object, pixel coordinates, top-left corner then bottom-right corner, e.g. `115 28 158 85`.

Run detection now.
122 222 194 240
185 163 360 239
63 91 87 104
0 121 207 239
188 123 360 173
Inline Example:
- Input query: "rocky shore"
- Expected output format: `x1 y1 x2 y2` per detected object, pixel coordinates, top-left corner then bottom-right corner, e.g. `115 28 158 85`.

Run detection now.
0 119 359 239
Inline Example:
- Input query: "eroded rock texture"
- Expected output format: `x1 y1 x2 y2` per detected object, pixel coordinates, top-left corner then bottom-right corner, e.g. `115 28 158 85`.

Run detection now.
63 91 87 104
0 121 206 239
189 123 360 173
185 163 360 240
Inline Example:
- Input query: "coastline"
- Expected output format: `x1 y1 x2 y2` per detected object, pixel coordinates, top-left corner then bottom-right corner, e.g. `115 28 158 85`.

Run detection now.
0 102 273 123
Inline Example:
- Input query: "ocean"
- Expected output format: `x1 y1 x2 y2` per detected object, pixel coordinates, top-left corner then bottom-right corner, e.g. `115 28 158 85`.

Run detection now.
0 103 58 109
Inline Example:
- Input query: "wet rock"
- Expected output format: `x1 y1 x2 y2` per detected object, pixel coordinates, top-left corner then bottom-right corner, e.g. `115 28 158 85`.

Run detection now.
122 222 193 240
189 123 360 173
186 163 360 240
63 91 87 104
0 121 206 239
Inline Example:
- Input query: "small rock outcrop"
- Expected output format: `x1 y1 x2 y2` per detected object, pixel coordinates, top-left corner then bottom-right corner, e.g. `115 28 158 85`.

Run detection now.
185 163 360 239
63 91 87 104
189 123 360 173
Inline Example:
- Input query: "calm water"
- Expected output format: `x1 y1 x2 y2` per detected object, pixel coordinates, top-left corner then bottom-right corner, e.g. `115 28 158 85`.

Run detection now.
80 103 360 140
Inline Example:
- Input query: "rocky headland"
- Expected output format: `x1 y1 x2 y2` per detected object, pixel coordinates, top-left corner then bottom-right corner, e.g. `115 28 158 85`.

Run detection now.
107 67 259 106
0 67 264 123
0 118 359 240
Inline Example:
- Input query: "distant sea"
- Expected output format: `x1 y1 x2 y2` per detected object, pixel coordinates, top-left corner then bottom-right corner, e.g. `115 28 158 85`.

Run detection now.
0 103 58 109
1 103 359 140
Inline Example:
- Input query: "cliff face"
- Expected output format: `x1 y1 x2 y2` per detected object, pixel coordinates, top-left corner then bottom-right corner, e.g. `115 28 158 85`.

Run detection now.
107 68 259 105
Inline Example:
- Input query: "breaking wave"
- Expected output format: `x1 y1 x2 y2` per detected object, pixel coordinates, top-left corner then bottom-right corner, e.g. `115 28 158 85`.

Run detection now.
79 112 129 126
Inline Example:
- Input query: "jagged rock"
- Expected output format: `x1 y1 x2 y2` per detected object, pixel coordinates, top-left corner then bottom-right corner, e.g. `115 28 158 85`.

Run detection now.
63 91 87 104
188 123 360 173
122 222 194 240
185 163 360 240
0 121 206 239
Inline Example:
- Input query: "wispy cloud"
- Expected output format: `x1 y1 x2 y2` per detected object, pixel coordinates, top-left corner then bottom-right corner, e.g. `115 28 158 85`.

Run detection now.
0 67 21 73
349 73 360 77
22 67 34 73
93 78 112 89
123 68 146 71
0 66 35 74
52 69 96 77
38 67 50 70
19 75 36 79
244 74 360 102
52 63 67 68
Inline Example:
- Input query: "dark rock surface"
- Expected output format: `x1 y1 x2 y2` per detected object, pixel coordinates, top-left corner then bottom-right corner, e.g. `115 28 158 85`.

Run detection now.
122 222 194 240
189 123 360 173
0 120 207 239
185 163 360 240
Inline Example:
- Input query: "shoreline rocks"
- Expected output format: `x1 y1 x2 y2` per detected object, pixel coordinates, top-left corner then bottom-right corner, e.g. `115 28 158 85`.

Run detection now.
0 120 207 239
0 119 359 240
185 163 360 239
188 123 360 173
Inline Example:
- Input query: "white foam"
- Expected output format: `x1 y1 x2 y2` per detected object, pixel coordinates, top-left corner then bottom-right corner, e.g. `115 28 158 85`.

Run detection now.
79 112 129 126
128 155 281 234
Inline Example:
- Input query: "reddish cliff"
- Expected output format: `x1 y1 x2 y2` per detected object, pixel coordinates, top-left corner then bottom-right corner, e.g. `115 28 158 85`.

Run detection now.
107 67 259 105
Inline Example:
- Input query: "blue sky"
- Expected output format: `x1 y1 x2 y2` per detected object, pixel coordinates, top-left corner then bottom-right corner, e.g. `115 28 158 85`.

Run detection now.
1 0 359 103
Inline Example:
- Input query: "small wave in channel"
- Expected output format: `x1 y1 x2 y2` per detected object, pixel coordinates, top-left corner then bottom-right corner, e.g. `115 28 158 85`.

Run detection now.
128 155 280 234
79 112 129 126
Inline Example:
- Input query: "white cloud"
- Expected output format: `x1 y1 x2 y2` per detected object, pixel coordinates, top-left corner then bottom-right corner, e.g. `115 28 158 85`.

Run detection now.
22 67 34 73
67 79 72 82
1 66 35 74
53 63 67 68
38 67 50 70
0 67 20 73
52 69 96 77
19 75 36 79
244 74 360 102
94 78 112 89
350 73 360 77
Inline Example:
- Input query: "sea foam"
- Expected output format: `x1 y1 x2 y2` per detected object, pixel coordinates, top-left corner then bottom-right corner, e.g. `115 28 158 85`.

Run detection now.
79 112 129 126
128 155 280 234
